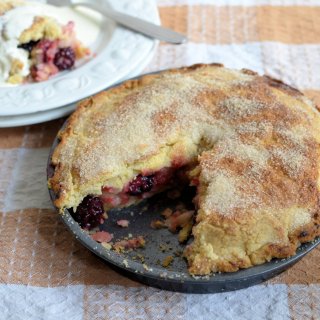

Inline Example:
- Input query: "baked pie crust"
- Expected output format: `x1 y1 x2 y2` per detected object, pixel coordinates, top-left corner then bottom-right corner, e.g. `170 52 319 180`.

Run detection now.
49 64 320 275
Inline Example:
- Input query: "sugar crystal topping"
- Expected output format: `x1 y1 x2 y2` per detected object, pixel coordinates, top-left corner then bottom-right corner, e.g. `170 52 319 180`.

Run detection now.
55 66 320 229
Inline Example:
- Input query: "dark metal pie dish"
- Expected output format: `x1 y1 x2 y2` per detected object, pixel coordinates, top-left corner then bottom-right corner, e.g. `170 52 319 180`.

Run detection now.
47 115 320 294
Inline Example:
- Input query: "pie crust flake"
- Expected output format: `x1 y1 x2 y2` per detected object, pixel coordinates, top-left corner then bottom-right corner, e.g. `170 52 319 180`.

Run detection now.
49 64 320 275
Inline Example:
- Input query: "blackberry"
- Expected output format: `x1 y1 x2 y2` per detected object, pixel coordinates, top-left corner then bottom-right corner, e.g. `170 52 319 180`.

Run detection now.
71 196 104 230
127 174 154 196
54 47 75 71
18 40 39 54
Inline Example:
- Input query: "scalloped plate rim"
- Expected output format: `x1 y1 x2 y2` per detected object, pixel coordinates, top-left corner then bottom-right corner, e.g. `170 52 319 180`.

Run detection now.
0 46 157 127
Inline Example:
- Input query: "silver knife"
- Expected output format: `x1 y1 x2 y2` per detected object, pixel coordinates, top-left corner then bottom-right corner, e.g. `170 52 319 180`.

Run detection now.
47 0 188 44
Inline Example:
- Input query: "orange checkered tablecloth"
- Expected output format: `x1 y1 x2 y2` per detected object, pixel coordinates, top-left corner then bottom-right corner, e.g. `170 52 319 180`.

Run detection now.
1 0 320 319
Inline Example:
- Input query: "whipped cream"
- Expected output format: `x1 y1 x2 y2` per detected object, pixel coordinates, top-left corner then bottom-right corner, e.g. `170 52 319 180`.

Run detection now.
0 1 101 85
0 5 42 83
0 39 29 83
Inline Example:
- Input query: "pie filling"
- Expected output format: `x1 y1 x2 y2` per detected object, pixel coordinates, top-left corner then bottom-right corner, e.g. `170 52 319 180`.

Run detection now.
19 21 89 83
1 4 90 85
71 163 200 230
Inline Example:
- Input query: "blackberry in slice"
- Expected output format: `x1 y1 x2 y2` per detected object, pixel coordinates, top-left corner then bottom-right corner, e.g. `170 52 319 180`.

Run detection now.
127 174 155 196
71 196 104 230
18 40 40 55
54 47 76 71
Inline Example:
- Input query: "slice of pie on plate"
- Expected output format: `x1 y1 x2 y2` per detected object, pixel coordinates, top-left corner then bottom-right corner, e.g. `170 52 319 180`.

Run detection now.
0 0 89 84
49 64 320 275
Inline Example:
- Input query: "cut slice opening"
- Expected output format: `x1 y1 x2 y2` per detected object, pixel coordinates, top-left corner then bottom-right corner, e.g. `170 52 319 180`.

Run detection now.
70 161 201 232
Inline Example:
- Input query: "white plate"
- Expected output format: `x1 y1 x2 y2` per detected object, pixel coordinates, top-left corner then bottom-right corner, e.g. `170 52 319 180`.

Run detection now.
0 0 159 116
0 46 156 127
0 104 76 128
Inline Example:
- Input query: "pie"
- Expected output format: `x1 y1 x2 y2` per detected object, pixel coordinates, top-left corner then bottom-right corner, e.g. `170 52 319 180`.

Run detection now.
49 64 320 275
0 0 89 84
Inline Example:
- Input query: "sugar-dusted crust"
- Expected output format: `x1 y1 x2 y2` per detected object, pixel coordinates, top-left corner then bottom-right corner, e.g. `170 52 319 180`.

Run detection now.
49 64 320 275
19 16 63 43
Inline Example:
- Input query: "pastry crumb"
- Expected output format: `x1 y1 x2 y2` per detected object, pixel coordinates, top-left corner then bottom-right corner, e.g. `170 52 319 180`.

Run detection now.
162 256 174 268
143 263 152 271
178 221 193 243
151 207 194 245
113 236 145 252
101 242 112 250
150 220 166 229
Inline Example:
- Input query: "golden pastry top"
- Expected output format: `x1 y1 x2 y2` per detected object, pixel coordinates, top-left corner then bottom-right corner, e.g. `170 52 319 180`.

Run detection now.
49 64 320 228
